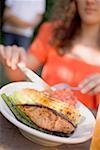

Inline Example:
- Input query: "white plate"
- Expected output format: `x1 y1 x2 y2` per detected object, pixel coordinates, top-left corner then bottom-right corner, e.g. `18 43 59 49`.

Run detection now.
0 82 95 146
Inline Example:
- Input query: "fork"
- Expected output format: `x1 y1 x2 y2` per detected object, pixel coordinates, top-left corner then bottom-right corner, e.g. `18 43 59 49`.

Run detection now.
53 83 81 91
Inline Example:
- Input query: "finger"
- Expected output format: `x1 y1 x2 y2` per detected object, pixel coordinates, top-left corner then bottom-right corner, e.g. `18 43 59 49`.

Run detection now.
0 45 6 60
80 78 100 94
89 85 100 95
5 46 12 66
79 74 100 87
19 47 27 63
79 74 100 88
10 45 20 70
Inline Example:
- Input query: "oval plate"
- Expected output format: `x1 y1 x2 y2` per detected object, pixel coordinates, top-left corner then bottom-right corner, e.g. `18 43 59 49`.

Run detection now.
0 82 95 145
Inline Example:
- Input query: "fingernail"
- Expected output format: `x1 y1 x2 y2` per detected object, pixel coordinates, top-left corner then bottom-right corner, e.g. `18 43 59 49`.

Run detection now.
81 89 86 94
78 84 83 88
7 62 11 67
6 60 11 67
12 65 16 70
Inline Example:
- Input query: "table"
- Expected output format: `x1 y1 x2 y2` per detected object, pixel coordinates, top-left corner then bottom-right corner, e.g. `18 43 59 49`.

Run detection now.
0 110 96 150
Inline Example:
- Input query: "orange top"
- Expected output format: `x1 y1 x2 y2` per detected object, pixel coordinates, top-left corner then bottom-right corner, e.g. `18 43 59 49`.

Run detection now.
28 22 100 109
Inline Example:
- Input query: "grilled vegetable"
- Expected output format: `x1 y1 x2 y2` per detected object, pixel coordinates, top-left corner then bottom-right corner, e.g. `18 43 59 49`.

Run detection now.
1 94 37 128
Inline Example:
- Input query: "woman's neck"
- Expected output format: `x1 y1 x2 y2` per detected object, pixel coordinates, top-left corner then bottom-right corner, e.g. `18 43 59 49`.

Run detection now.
71 23 100 66
79 23 99 47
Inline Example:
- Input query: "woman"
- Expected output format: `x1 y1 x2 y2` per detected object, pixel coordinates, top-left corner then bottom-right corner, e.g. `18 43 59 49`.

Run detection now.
0 0 100 109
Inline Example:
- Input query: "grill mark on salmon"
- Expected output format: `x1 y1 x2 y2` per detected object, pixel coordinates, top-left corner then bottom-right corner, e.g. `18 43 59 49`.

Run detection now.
18 104 76 128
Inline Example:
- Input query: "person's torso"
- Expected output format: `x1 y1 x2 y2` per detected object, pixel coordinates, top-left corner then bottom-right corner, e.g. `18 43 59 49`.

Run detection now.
29 22 100 109
42 49 100 86
41 46 100 109
3 0 44 37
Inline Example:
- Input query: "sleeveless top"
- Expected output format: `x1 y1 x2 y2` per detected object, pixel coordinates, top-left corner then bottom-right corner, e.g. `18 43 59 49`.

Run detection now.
28 22 100 109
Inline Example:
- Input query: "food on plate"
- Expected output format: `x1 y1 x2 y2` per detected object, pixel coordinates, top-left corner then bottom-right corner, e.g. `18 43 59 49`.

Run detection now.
1 88 81 137
43 89 77 106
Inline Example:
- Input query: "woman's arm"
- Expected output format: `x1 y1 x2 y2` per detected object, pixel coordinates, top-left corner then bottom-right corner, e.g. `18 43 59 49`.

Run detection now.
0 22 52 81
0 45 41 81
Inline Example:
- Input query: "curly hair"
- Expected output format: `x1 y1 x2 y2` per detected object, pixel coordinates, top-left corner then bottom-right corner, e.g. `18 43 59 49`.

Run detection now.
49 0 81 55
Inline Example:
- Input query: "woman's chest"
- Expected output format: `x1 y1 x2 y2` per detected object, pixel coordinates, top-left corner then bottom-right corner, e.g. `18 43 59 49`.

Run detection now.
71 45 100 66
42 50 100 85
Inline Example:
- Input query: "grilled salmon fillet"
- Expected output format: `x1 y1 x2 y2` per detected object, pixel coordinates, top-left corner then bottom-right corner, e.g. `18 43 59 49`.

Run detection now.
19 105 75 134
12 88 81 135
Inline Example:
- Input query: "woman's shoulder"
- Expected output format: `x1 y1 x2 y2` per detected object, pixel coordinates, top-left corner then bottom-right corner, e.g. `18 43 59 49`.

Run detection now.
40 21 54 31
39 21 60 33
37 22 56 45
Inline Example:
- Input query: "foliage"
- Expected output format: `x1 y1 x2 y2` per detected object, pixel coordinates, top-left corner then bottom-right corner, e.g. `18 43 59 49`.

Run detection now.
32 0 56 41
44 0 56 21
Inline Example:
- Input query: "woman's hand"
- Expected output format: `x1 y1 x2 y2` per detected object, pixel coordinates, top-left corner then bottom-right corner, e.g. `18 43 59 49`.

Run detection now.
78 74 100 95
0 45 27 70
